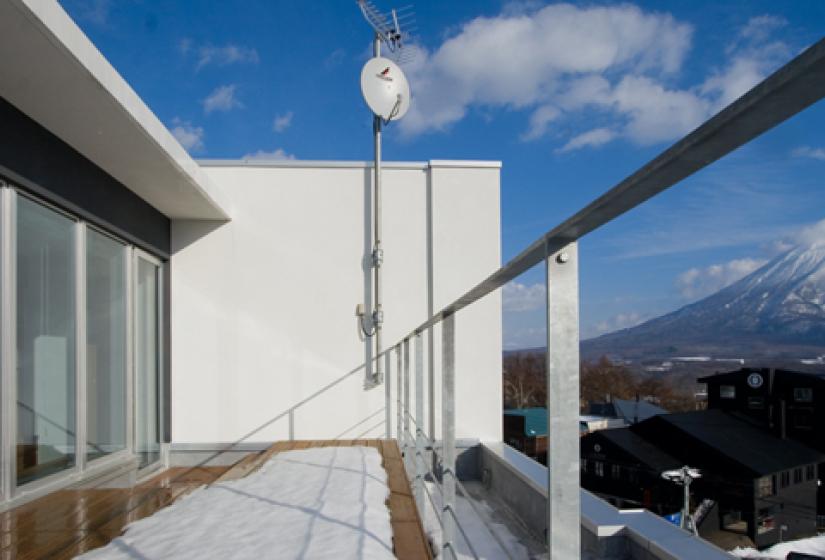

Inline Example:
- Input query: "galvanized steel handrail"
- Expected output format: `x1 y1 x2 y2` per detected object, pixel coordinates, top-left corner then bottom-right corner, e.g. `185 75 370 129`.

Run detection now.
376 36 825 559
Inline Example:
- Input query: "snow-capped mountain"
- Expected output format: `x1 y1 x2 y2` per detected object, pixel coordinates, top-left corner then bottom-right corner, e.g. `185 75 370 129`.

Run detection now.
582 243 825 361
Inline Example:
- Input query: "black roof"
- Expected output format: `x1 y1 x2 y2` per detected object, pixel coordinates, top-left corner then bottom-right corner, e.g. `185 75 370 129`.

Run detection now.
589 428 681 472
644 410 823 476
698 367 825 384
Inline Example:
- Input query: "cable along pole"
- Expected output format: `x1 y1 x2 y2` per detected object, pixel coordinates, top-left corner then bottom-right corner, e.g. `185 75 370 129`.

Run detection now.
357 0 413 390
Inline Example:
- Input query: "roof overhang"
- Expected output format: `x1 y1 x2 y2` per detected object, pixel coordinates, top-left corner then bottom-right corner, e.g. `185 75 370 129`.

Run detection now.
0 0 230 220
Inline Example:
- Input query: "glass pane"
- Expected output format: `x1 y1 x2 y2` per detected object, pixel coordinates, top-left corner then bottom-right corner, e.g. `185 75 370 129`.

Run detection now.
136 258 160 468
86 230 127 461
16 196 76 485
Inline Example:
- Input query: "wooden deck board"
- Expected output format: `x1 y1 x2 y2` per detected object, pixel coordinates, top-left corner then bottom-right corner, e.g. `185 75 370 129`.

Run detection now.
2 440 431 559
0 465 229 559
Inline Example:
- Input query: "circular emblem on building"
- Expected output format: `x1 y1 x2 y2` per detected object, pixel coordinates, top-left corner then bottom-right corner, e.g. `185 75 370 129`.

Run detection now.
747 372 764 388
593 444 601 453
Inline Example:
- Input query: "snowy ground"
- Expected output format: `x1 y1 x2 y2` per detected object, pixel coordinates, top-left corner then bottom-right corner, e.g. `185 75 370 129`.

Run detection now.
79 446 395 560
731 534 825 559
420 480 545 559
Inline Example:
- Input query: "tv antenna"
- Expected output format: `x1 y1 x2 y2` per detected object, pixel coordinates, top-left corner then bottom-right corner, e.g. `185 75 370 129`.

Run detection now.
357 0 413 389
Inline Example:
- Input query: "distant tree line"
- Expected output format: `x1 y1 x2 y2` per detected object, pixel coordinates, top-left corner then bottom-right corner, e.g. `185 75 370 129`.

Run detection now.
503 353 697 412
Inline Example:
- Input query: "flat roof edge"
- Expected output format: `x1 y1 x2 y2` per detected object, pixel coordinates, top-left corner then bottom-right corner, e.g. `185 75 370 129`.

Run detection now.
10 0 231 220
197 159 502 170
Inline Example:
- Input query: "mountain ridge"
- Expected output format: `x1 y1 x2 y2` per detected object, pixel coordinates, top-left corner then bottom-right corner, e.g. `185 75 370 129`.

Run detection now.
581 243 825 362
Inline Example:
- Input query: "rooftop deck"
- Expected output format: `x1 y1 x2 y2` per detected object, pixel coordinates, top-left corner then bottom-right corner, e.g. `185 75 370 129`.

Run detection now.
1 440 429 560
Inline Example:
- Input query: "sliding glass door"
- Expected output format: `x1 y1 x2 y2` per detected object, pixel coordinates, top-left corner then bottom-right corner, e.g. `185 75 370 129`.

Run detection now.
4 187 166 497
135 252 161 469
16 196 76 485
85 229 127 461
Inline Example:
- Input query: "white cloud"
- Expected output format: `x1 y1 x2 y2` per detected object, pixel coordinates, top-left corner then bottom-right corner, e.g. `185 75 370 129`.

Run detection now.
195 44 259 70
399 8 791 152
700 16 790 109
502 281 545 312
558 127 616 153
242 148 295 161
503 326 545 350
203 85 242 114
521 105 560 141
400 4 692 138
795 219 825 249
594 311 645 335
170 118 205 152
676 257 767 299
273 112 294 133
793 146 825 161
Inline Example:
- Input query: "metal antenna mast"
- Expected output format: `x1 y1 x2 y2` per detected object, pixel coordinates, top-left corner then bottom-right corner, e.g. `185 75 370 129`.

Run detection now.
662 466 702 533
357 1 413 388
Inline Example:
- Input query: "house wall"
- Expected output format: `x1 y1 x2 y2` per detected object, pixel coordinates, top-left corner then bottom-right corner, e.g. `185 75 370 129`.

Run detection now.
169 161 502 444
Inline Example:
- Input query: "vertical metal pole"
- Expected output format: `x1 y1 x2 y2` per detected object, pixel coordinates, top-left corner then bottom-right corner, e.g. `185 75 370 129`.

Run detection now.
682 468 690 531
288 410 295 441
396 345 402 443
545 242 580 559
442 313 456 560
414 333 425 512
372 33 384 383
403 338 410 454
385 351 392 438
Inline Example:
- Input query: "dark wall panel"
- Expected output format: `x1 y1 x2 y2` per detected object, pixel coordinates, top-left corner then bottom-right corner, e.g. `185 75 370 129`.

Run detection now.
0 96 170 256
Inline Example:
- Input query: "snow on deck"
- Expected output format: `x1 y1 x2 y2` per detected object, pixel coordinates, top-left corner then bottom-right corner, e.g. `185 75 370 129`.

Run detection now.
79 446 396 560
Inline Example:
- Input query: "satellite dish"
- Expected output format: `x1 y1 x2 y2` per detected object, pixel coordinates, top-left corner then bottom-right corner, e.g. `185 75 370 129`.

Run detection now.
360 57 410 121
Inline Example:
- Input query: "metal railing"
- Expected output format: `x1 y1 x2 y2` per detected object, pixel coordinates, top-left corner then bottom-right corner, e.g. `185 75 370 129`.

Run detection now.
374 36 825 559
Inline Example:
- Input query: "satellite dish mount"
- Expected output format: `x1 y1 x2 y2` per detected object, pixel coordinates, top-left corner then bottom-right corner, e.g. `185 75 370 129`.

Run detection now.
357 1 413 389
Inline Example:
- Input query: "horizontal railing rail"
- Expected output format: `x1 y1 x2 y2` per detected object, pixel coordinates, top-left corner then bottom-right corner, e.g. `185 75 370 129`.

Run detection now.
376 36 825 559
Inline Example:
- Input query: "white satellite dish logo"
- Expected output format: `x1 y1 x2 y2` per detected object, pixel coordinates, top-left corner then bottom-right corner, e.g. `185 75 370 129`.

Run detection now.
747 373 763 388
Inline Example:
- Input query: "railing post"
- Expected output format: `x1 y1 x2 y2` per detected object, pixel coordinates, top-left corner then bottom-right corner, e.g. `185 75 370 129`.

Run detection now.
545 242 580 558
396 345 402 443
403 338 410 456
414 332 425 511
442 313 457 560
385 351 392 439
288 409 294 441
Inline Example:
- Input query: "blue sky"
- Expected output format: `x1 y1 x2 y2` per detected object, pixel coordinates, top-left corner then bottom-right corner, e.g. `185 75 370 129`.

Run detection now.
60 1 825 349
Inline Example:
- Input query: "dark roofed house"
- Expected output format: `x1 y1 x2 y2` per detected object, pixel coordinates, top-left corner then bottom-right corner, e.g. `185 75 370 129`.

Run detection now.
632 410 823 549
700 368 825 527
581 427 683 514
588 397 667 425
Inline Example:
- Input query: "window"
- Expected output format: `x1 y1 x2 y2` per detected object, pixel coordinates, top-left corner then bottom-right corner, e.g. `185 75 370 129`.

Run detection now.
780 471 790 488
86 229 127 461
794 411 814 430
747 396 764 409
757 508 776 534
794 387 813 403
16 196 77 486
720 385 736 399
794 468 803 484
757 476 774 497
807 465 816 481
594 461 605 477
581 459 588 473
611 464 621 479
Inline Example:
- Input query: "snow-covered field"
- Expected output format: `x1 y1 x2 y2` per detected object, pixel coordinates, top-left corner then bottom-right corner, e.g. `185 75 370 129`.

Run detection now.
732 534 825 559
79 446 395 560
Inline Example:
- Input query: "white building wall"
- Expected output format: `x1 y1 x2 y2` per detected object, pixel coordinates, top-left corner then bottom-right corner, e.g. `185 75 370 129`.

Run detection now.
170 161 502 444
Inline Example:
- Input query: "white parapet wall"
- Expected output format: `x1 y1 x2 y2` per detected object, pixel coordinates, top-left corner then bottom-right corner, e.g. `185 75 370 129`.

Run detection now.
170 160 502 445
